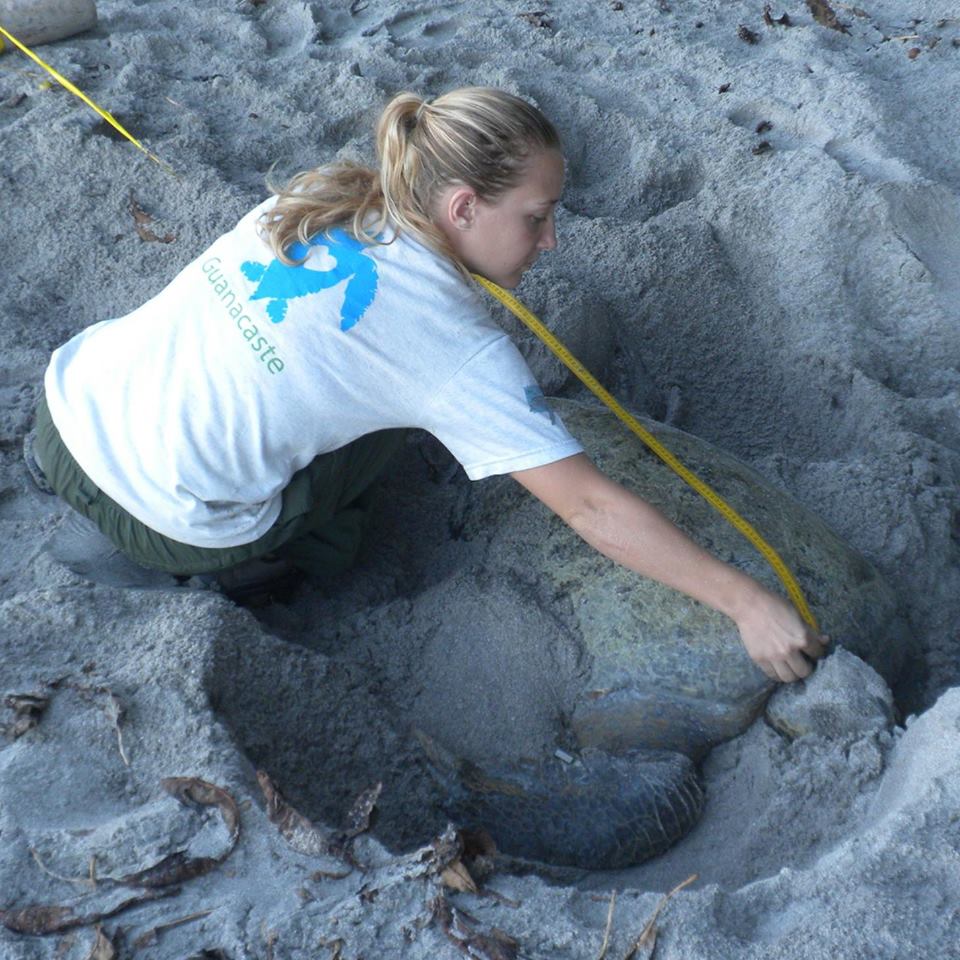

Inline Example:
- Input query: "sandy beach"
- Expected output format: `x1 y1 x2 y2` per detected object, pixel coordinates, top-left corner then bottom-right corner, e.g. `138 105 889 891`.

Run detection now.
1 1 958 957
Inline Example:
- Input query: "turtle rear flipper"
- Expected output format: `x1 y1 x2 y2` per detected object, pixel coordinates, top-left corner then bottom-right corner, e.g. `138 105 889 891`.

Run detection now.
417 731 703 870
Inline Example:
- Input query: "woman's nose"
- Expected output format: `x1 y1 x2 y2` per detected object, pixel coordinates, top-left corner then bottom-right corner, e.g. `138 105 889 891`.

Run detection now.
538 216 558 251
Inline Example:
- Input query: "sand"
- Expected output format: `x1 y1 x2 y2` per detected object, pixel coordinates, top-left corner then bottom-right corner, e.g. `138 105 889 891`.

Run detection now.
1 0 958 957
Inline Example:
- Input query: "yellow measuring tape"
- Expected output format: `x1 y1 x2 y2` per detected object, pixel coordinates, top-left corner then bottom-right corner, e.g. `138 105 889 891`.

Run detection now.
0 24 174 175
473 274 820 632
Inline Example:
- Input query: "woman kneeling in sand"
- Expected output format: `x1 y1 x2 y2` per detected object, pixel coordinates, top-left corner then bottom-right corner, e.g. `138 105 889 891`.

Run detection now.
32 87 825 684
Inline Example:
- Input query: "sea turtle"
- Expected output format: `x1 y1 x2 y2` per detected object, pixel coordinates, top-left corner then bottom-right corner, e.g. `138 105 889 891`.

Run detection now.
419 398 912 868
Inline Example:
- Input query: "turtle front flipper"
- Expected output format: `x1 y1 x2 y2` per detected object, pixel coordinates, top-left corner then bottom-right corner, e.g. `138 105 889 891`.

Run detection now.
417 732 704 870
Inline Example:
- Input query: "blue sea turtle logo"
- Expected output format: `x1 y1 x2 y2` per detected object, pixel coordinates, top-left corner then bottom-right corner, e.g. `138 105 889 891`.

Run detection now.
240 228 378 330
524 385 556 423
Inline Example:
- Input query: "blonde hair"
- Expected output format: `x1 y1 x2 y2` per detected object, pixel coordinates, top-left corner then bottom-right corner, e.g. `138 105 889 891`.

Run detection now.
260 87 560 269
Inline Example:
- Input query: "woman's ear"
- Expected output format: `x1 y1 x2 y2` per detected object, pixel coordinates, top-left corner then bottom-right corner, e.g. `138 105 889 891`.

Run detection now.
446 186 478 230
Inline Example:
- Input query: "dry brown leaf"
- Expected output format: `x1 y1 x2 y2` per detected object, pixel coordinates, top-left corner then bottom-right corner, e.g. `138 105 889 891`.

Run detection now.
86 925 115 960
806 0 850 33
257 770 333 857
340 781 382 840
440 859 478 894
311 867 352 881
127 192 176 244
2 692 49 739
738 25 760 43
431 893 519 960
318 937 345 959
161 777 240 842
518 11 552 29
763 6 792 26
429 824 464 874
259 772 380 865
0 888 174 935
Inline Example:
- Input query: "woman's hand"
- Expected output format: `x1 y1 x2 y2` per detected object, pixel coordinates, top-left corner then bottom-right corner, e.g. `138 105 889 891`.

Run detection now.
732 582 829 682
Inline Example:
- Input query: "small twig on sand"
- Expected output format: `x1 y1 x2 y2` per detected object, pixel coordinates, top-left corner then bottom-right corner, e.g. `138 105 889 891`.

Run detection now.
29 849 96 889
133 909 214 949
596 891 617 959
624 874 698 960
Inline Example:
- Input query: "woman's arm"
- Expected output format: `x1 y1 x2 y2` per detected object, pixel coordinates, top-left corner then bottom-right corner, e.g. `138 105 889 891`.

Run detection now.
511 453 827 682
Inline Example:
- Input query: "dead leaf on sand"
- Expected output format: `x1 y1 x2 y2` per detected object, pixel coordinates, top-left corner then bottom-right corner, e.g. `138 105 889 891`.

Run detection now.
2 692 49 739
806 0 850 34
518 11 552 29
128 192 176 244
339 781 382 840
85 925 115 960
0 888 176 936
257 771 380 864
763 6 792 27
440 859 478 894
317 937 345 959
431 894 519 960
257 770 333 858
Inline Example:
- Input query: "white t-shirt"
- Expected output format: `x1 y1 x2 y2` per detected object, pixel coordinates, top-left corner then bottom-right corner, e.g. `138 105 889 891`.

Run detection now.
45 198 582 547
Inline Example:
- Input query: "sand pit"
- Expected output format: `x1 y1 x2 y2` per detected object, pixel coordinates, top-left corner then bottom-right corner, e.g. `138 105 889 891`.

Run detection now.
2 1 959 957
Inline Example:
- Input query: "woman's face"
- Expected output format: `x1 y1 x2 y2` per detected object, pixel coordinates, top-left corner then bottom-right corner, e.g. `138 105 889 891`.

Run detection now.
438 149 564 289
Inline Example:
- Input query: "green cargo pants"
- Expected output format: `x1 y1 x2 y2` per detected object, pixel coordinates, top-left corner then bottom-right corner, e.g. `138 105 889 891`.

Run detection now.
33 394 405 577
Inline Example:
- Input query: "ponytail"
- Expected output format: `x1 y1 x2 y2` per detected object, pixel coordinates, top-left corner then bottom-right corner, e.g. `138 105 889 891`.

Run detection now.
260 87 560 269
